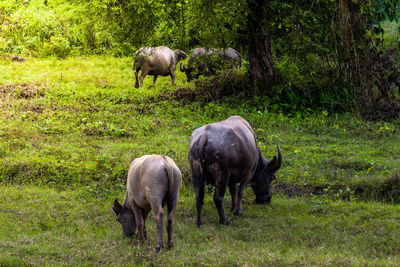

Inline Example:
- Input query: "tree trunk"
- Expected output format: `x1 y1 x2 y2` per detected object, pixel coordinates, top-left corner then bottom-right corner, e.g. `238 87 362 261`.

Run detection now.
247 0 275 91
336 0 365 115
337 0 362 89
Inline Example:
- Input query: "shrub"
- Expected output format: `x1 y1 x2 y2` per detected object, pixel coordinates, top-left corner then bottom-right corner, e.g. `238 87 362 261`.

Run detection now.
356 47 400 121
42 36 71 58
193 69 250 101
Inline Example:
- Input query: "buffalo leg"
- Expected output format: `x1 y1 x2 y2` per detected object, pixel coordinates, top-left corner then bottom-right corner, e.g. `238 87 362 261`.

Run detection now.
153 75 158 86
166 193 178 249
211 164 230 225
151 203 164 252
170 69 176 85
130 201 146 241
214 183 230 225
139 70 148 87
134 67 140 88
234 179 250 216
195 184 204 227
228 182 238 212
141 209 150 239
191 162 204 227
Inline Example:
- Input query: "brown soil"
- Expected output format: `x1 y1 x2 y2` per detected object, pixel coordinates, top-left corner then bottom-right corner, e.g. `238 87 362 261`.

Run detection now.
0 83 46 98
153 87 200 103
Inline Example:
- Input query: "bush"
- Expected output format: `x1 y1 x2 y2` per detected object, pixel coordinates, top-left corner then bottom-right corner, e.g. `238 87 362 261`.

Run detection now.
193 69 250 101
356 47 400 121
42 36 71 58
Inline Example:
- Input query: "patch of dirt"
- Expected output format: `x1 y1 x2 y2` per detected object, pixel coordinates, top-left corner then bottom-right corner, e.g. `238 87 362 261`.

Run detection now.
357 174 400 202
272 175 400 203
0 83 49 117
134 103 153 114
271 182 344 198
25 103 45 113
152 87 200 103
328 160 376 172
272 183 311 198
0 83 46 99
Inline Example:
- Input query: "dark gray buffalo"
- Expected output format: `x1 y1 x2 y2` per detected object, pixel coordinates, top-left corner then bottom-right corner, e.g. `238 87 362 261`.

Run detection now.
113 155 182 252
180 47 241 81
133 46 187 88
188 115 282 226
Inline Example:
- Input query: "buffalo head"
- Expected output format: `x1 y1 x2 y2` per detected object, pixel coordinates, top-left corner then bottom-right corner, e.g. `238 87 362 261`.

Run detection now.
180 63 194 82
174 49 187 61
113 199 136 237
251 144 282 204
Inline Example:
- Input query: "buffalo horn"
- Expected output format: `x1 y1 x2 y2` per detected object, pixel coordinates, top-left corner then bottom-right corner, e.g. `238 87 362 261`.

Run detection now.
180 63 186 72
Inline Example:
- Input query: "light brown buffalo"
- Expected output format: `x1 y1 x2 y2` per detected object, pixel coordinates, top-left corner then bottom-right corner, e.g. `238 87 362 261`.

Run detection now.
113 155 182 252
133 46 187 88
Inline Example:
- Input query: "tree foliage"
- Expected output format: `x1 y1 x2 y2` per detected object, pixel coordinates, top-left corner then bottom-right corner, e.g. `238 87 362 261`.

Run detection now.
0 0 399 119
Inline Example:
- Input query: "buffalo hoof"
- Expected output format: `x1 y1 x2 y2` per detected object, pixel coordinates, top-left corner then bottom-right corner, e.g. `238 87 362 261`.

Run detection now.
156 243 164 253
143 229 148 239
139 232 147 241
195 220 202 227
219 219 232 226
167 242 174 249
233 211 242 217
134 83 139 88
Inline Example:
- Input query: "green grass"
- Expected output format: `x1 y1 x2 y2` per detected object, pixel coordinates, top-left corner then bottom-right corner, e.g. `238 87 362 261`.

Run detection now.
382 20 400 47
1 56 399 197
1 56 400 265
1 185 400 266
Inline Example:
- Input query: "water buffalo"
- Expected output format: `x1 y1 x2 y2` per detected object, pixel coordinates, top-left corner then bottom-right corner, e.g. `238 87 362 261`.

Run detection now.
133 46 187 88
113 155 182 252
188 115 282 226
180 47 241 81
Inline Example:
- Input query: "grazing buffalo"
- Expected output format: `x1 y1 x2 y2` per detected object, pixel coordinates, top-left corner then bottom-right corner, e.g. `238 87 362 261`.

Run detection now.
188 116 282 226
113 155 182 252
133 46 187 88
180 47 241 81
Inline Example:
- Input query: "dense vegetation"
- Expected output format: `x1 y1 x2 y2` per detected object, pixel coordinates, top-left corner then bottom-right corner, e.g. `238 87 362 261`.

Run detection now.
1 0 400 116
1 0 400 265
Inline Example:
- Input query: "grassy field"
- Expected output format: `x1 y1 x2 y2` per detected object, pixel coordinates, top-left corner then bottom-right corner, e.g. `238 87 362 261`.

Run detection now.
2 185 400 266
1 56 400 265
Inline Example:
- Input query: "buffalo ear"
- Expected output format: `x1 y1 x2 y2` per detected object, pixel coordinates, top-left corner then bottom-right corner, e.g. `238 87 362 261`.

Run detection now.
113 199 123 216
268 156 278 171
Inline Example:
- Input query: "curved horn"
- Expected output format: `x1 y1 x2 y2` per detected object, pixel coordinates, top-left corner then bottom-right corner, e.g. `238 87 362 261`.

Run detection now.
275 144 282 171
180 63 186 72
113 199 123 215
